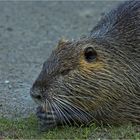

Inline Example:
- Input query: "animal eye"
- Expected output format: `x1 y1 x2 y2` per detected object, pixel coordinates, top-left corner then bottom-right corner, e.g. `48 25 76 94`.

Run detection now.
84 47 97 62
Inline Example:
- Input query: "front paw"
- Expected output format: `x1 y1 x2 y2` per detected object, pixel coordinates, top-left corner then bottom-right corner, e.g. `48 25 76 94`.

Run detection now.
36 106 57 131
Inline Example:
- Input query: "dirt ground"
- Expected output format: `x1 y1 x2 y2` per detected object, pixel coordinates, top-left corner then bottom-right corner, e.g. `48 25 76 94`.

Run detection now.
0 1 120 119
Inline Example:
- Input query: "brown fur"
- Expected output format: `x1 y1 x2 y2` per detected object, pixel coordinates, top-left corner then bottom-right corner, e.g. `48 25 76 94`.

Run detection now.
30 0 140 130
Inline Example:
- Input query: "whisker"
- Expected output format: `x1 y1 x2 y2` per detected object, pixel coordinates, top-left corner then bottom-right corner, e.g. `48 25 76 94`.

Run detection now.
52 101 65 126
52 101 70 126
53 97 73 126
55 95 95 99
48 101 56 124
53 97 79 126
53 96 99 124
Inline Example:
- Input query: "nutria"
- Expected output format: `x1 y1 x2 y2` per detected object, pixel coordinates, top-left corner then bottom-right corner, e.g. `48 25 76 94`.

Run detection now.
30 0 140 131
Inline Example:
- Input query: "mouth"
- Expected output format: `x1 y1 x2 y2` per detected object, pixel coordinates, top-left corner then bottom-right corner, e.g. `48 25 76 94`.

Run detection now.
30 90 60 131
36 106 58 131
34 94 94 131
36 105 81 131
36 98 95 131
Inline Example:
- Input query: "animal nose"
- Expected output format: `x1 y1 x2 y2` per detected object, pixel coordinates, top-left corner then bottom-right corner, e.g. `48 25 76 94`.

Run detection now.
31 93 42 100
30 88 43 101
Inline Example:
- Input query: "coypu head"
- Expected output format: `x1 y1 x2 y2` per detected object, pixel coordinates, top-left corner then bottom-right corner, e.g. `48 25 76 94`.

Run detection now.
30 0 140 131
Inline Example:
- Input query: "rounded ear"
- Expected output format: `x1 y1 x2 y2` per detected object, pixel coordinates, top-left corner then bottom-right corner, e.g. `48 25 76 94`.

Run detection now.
57 38 69 49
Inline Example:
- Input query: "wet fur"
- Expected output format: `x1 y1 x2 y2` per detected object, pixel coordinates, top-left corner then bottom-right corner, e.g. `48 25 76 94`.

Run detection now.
31 0 140 131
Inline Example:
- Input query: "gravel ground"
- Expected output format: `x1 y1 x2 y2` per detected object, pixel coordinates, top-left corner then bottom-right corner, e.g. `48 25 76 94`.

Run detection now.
0 1 121 119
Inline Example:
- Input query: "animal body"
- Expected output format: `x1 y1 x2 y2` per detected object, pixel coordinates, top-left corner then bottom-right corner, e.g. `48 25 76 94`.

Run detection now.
30 0 140 131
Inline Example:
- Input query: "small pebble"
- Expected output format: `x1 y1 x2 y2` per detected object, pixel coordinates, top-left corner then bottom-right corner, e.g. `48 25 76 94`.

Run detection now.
4 80 10 84
8 85 12 89
6 27 13 32
13 98 16 100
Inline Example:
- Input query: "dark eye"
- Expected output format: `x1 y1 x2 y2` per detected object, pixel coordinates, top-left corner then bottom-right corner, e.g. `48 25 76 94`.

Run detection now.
84 47 97 62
